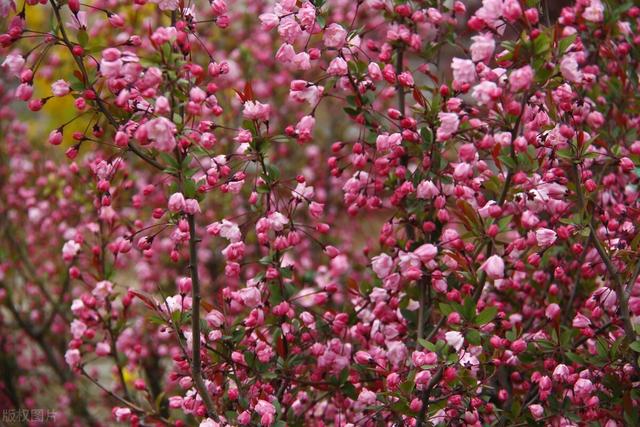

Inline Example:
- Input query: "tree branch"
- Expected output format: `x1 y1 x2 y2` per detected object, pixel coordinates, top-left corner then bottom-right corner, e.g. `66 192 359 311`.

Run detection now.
187 213 218 420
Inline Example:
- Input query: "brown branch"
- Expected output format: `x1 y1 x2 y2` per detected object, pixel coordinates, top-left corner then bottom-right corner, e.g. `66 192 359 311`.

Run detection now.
187 213 218 420
415 366 444 427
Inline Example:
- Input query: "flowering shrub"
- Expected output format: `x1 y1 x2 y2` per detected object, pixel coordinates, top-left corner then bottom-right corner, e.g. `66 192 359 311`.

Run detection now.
2 0 640 425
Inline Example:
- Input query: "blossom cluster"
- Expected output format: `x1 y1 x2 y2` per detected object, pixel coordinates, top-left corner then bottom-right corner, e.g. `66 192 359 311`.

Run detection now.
1 0 640 426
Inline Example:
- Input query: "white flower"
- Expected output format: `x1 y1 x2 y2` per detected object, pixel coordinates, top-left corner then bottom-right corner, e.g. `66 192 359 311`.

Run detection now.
445 331 464 351
62 240 81 262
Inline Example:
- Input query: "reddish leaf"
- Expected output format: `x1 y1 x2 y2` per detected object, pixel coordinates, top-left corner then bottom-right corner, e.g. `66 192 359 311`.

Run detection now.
413 87 426 108
255 327 269 344
492 144 502 172
201 300 213 312
275 334 286 358
129 290 157 310
423 69 439 85
234 88 247 103
244 80 255 101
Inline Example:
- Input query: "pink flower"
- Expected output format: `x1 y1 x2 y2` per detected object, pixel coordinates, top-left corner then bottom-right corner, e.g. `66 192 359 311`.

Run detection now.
560 55 582 83
553 364 570 382
436 112 459 141
453 162 473 181
535 228 557 247
222 242 246 261
502 0 522 22
481 255 505 279
235 129 253 144
376 133 402 151
152 0 178 11
545 303 561 320
572 313 591 328
357 389 377 405
65 349 81 368
62 240 81 262
509 65 533 92
211 0 227 16
275 43 295 63
184 199 201 214
51 79 71 97
206 310 225 328
414 244 438 263
70 319 87 339
416 180 438 199
100 51 122 78
297 3 316 27
323 23 347 48
278 17 302 44
144 117 177 152
475 0 503 30
238 286 261 307
529 404 544 420
470 33 495 63
368 62 382 80
573 378 594 398
372 253 394 278
259 13 279 30
254 400 275 426
510 339 527 354
208 219 241 242
290 82 323 105
150 27 178 45
412 351 437 367
164 295 191 312
113 407 132 422
293 182 314 200
93 280 113 299
583 0 604 22
472 81 499 105
451 58 476 84
0 0 15 18
95 342 111 356
445 331 464 351
243 100 271 121
292 52 311 70
295 115 315 142
327 57 348 76
200 418 220 427
1 53 25 77
237 411 251 425
168 192 186 212
415 370 433 387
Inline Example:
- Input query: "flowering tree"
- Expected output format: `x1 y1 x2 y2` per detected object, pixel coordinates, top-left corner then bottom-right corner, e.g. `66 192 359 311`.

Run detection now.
2 0 640 425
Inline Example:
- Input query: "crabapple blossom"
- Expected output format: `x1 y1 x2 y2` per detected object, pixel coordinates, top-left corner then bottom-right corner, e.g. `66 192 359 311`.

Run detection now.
2 0 640 426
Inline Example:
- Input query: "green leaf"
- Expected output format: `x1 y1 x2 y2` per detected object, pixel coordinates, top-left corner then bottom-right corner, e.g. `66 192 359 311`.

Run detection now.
359 280 372 295
499 154 516 170
438 303 454 316
565 352 585 364
341 382 358 399
77 30 89 47
629 341 640 352
182 179 197 198
557 34 577 54
532 31 551 56
475 306 498 325
466 329 481 345
461 297 475 321
420 127 433 145
417 338 436 351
